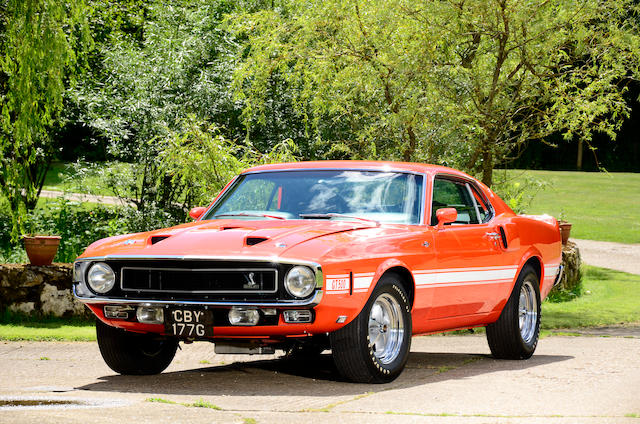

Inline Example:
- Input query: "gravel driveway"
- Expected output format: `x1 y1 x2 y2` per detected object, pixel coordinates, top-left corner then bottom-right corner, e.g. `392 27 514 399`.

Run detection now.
1 334 638 423
573 239 640 275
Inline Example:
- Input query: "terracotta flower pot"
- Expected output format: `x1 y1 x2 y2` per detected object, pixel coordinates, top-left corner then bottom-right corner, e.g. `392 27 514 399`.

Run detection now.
23 235 61 266
559 221 572 246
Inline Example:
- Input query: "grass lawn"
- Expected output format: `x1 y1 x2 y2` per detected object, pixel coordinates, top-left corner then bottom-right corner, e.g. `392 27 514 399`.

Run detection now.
43 161 134 197
542 265 640 329
501 169 640 244
0 322 95 341
0 266 637 341
0 310 94 341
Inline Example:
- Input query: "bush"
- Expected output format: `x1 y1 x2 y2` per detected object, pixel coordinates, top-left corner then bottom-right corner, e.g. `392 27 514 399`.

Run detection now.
491 170 550 214
0 198 183 263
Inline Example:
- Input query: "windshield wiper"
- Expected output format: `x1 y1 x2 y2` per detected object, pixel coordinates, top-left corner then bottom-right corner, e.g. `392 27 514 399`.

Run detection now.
214 213 285 220
299 213 379 225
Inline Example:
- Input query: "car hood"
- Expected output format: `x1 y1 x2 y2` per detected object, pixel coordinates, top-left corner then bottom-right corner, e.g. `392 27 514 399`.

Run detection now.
79 219 375 260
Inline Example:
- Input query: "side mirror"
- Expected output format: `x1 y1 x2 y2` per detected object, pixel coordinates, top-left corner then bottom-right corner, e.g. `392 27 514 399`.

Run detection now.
189 206 206 220
436 208 457 229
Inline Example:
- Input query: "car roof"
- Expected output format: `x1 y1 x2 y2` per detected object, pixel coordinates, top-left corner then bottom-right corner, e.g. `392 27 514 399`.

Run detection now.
242 160 473 179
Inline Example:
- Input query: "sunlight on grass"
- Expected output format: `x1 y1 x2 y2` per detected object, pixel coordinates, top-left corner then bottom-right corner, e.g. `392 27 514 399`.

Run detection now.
542 266 640 329
0 323 95 341
42 161 135 197
504 170 640 244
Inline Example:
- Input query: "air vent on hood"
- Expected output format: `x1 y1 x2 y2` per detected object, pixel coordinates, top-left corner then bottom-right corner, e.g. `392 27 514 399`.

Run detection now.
221 226 241 231
150 236 170 245
245 236 269 246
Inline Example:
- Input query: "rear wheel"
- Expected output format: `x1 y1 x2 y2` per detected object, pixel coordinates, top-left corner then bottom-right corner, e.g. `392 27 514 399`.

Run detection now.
96 319 178 375
330 274 412 383
486 265 541 359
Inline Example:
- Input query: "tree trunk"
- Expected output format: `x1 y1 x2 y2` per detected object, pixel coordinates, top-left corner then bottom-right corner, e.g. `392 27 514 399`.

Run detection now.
403 125 417 162
576 138 583 170
481 147 493 187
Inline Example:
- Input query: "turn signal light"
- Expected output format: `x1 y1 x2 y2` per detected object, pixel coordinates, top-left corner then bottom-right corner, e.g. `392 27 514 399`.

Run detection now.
283 310 313 323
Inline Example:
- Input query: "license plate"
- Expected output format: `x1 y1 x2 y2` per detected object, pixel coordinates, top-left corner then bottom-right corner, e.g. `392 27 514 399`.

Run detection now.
165 308 213 338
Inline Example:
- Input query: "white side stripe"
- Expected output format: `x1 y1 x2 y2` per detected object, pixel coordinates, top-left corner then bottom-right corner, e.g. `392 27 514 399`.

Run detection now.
353 276 373 290
325 273 375 292
414 268 518 286
326 266 520 293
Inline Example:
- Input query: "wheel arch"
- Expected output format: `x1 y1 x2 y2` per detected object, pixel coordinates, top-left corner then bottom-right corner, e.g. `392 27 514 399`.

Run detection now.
517 249 543 289
377 265 415 309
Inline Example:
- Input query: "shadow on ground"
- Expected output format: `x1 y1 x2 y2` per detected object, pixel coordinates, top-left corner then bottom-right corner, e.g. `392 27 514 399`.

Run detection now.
77 351 572 397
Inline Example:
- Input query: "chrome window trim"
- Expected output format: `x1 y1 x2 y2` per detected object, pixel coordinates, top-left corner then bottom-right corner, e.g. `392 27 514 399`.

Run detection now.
430 173 496 226
73 284 324 308
465 183 483 224
120 266 279 294
203 168 428 225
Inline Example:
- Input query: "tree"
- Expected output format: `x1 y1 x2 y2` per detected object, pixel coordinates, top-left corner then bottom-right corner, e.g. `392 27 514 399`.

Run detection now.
233 0 640 185
409 0 640 185
73 1 245 218
0 0 90 238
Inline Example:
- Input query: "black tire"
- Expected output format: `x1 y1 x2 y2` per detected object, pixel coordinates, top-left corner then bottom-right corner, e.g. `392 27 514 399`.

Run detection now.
96 319 179 375
486 265 541 359
330 273 412 383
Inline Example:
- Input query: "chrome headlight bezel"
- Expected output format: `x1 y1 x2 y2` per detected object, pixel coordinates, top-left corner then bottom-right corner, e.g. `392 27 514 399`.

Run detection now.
86 262 116 294
284 265 317 298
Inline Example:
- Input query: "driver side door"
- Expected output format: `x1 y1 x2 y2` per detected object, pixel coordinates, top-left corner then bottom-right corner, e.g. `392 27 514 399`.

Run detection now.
425 177 514 325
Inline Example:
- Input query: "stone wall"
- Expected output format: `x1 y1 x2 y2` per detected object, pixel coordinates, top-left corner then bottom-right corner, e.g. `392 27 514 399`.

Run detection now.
0 263 90 318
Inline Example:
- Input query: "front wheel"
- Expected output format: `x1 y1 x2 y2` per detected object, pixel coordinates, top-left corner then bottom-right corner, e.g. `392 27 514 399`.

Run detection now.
96 319 178 375
330 274 412 383
486 265 541 359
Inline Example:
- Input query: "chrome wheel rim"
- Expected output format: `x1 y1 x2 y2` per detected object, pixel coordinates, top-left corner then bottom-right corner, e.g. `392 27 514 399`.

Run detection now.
518 280 538 344
368 293 404 364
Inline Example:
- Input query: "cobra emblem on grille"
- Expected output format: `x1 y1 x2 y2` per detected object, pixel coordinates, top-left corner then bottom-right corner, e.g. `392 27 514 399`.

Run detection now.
243 272 260 289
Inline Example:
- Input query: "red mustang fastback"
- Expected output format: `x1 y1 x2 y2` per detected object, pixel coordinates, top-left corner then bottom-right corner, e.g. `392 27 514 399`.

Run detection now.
74 161 563 383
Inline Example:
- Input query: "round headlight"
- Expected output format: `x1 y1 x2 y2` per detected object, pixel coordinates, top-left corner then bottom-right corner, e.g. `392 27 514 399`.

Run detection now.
285 266 316 298
87 262 116 294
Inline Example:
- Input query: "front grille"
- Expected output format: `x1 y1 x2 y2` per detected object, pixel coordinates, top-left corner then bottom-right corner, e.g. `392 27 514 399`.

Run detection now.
121 267 277 294
85 259 310 302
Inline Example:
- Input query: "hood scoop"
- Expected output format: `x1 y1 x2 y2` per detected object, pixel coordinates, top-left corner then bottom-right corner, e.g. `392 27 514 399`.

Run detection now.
150 235 171 245
245 236 269 246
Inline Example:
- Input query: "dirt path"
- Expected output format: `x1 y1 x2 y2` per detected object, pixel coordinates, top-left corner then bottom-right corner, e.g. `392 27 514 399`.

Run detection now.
573 238 640 275
39 190 134 207
1 335 638 423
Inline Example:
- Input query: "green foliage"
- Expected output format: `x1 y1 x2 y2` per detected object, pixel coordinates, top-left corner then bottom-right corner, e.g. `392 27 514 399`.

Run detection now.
546 270 584 303
159 116 299 206
232 0 640 186
0 0 91 240
0 198 128 263
71 1 292 216
491 170 550 214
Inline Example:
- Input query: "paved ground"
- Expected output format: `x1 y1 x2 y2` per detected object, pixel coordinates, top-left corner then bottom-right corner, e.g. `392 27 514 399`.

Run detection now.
1 334 638 423
573 238 640 275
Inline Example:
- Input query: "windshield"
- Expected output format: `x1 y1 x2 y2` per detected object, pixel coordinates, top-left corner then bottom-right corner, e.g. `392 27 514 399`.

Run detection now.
203 170 424 224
